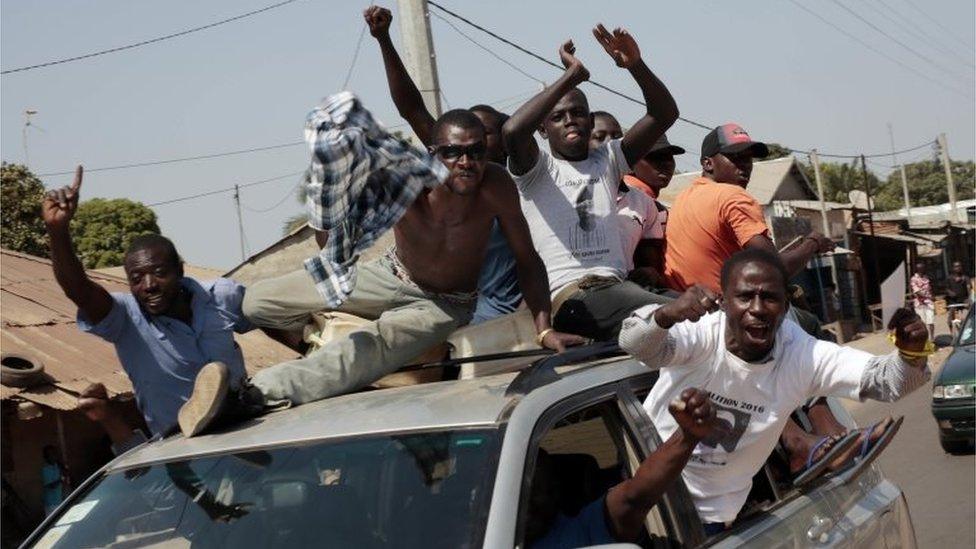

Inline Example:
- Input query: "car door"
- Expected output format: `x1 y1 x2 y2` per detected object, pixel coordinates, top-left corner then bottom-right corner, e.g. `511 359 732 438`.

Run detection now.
511 379 686 548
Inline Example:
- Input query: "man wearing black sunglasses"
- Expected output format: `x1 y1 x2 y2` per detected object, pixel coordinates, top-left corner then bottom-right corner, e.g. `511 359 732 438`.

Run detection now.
366 6 525 326
501 25 679 341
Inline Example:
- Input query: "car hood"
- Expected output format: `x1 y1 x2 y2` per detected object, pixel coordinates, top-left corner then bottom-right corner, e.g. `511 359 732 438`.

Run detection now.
936 345 976 386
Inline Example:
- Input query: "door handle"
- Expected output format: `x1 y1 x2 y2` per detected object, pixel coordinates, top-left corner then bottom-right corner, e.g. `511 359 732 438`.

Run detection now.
807 515 834 544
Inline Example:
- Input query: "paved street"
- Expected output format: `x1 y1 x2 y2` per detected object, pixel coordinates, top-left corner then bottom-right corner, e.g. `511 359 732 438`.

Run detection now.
842 314 974 548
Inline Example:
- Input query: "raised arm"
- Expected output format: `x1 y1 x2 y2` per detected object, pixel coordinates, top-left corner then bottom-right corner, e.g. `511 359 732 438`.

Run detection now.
618 285 720 367
502 41 590 175
592 24 678 167
365 6 436 146
605 387 715 542
42 166 113 324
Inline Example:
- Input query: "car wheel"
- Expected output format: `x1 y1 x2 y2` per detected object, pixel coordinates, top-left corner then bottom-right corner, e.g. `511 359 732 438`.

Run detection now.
939 436 973 455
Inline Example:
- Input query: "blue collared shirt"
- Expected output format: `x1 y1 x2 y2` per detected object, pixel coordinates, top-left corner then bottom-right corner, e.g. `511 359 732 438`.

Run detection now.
531 496 615 549
78 277 251 435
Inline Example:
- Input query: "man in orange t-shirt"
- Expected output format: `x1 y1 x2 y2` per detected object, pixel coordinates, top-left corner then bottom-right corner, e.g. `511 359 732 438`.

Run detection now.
663 123 833 292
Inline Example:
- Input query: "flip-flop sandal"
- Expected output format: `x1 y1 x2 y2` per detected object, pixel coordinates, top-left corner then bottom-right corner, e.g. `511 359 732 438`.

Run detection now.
792 430 861 487
841 416 904 485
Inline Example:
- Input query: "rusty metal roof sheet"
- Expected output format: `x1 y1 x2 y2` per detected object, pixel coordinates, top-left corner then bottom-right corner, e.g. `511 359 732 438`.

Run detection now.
1 249 299 410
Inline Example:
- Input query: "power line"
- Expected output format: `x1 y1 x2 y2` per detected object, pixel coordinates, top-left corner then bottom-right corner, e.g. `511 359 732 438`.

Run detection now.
867 0 975 70
785 0 971 99
897 0 975 51
36 141 304 177
828 0 971 87
429 10 545 85
428 0 938 159
1 0 303 75
341 14 371 90
146 171 302 207
242 182 299 212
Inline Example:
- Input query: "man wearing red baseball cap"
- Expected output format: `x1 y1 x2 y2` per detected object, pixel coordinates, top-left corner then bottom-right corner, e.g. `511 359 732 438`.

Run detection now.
663 123 832 293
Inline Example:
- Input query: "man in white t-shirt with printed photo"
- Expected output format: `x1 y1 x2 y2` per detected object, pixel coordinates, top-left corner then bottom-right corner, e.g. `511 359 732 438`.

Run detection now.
619 248 932 534
502 25 679 341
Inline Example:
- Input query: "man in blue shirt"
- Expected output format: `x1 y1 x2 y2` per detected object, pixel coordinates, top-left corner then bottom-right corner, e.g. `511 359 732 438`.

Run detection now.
527 387 716 547
43 167 252 438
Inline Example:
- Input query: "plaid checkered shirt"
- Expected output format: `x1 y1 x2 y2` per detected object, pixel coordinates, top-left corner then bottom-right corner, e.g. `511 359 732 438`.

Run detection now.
302 92 448 307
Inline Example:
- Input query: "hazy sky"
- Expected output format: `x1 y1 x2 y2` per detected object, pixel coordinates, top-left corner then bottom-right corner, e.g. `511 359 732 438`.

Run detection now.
3 0 974 270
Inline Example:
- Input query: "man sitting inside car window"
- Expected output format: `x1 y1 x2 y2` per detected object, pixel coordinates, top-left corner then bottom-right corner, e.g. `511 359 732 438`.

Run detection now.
619 249 932 534
526 388 715 547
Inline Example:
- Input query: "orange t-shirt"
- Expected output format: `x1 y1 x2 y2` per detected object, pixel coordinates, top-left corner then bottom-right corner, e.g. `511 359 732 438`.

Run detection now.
623 174 657 198
663 177 770 292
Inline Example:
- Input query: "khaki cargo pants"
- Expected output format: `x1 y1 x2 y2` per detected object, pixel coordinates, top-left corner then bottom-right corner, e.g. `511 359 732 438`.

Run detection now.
244 256 475 405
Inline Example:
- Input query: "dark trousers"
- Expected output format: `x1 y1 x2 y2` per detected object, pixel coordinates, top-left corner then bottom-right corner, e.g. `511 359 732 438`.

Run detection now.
553 280 673 341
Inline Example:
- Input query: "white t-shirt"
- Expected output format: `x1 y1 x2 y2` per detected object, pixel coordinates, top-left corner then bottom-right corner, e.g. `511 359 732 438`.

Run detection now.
616 186 659 272
639 308 871 523
512 139 632 294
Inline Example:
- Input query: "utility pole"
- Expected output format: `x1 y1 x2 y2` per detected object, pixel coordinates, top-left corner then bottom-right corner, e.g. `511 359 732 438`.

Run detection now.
396 0 442 118
887 123 912 224
22 109 37 168
233 184 246 261
936 133 959 223
809 149 836 321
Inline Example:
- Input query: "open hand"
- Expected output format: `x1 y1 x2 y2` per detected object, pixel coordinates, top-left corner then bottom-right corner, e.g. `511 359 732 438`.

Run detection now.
364 6 392 38
41 165 83 231
559 40 590 84
669 387 716 442
542 330 588 353
654 284 721 328
592 24 640 69
78 382 111 422
888 307 928 352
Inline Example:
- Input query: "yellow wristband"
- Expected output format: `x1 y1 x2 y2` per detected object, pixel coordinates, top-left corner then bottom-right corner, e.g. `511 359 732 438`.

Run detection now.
536 328 555 347
887 333 935 357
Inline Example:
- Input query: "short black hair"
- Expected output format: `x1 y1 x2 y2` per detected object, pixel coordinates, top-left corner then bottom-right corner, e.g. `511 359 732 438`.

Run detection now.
125 233 183 269
468 104 509 130
720 248 788 292
592 110 620 125
432 109 486 143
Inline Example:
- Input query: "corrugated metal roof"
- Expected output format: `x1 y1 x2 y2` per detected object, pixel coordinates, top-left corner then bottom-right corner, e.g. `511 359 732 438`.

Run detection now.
658 156 817 207
0 249 299 410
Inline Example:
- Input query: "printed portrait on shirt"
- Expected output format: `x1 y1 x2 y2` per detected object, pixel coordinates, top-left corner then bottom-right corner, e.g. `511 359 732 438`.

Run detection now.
570 181 607 251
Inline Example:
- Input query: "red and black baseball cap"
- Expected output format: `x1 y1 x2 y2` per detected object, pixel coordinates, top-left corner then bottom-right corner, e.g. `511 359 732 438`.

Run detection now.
700 123 769 159
645 134 686 156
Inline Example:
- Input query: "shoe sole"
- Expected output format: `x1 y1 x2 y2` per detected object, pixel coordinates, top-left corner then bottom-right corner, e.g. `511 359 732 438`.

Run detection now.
178 362 230 438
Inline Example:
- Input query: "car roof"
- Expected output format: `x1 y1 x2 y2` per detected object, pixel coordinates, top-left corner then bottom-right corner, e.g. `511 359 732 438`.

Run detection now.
107 353 647 471
109 371 522 471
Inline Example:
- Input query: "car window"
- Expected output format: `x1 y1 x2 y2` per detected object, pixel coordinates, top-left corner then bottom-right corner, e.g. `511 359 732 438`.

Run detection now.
958 310 975 346
519 398 675 549
29 429 499 549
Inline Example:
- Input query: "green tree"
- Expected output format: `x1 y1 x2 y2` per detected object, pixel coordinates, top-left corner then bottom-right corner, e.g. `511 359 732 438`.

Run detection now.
71 198 161 268
875 159 975 209
763 142 794 160
1 162 49 257
800 160 894 209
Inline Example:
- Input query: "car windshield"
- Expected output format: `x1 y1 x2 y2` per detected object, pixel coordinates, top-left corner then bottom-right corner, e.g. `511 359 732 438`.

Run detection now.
29 429 499 549
958 310 975 346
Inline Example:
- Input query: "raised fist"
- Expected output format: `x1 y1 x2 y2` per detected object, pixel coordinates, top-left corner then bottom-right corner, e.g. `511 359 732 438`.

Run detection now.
41 165 83 231
654 284 721 328
364 6 392 38
668 387 716 442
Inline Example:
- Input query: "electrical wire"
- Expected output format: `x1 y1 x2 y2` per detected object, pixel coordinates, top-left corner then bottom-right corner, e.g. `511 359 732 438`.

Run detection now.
242 182 300 213
1 0 303 75
897 0 975 52
866 0 975 70
428 0 939 158
786 0 972 99
145 171 302 207
37 141 304 177
429 10 546 85
828 0 971 88
341 22 370 90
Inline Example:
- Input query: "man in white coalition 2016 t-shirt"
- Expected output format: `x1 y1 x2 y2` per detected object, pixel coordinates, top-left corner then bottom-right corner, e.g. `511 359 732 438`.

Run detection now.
618 248 931 533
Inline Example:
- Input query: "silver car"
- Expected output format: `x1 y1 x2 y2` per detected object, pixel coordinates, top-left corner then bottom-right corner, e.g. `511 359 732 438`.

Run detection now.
23 345 916 548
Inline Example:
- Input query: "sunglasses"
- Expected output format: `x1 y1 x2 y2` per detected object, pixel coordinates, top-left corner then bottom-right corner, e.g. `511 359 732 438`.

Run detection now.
431 142 487 161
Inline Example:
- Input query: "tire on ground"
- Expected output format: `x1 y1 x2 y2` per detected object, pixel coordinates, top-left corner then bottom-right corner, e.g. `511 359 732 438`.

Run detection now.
1 353 46 388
